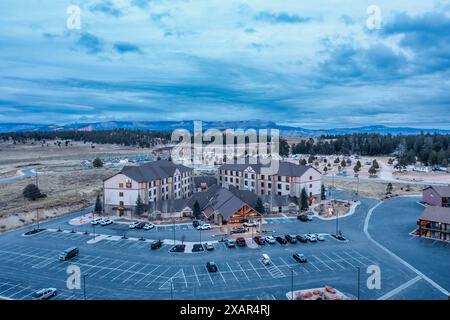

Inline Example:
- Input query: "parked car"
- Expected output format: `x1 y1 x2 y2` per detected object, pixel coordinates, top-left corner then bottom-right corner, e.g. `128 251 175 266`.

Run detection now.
264 236 276 244
243 221 257 227
150 240 163 249
206 261 218 272
296 234 308 243
231 226 246 234
306 234 317 242
59 247 79 261
204 243 214 251
275 236 287 244
297 215 308 222
226 239 236 248
192 220 200 228
100 219 113 226
316 234 325 241
293 253 308 263
143 223 155 230
236 237 246 247
261 254 271 266
285 234 297 244
197 223 211 230
91 217 103 225
32 288 57 300
129 222 140 229
135 222 146 229
307 215 313 221
253 236 265 245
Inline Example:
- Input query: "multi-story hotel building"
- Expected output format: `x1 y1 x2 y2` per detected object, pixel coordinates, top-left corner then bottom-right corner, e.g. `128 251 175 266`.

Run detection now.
217 161 322 199
103 160 193 216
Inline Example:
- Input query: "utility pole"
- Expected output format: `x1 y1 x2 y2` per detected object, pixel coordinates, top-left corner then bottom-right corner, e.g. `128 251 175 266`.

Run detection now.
357 266 361 300
170 278 173 300
83 274 88 300
290 268 294 300
335 208 339 237
199 228 202 245
36 208 40 230
173 218 176 245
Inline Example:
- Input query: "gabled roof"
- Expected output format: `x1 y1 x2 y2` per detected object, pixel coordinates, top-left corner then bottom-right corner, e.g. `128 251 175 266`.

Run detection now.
119 160 192 182
193 176 218 189
218 160 320 176
424 186 450 198
420 206 450 224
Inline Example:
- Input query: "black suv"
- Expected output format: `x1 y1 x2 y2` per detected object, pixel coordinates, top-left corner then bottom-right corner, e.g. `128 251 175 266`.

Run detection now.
136 222 146 229
275 236 287 244
297 215 308 222
192 220 200 228
206 261 218 272
285 234 297 244
236 237 246 247
150 240 163 249
296 234 308 243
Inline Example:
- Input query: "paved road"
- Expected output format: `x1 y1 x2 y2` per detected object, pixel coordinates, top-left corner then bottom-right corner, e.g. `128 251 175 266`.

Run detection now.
0 191 448 300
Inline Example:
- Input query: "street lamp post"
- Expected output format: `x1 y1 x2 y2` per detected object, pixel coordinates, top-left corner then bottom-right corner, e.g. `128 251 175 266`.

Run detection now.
199 228 202 245
83 274 88 300
335 208 339 237
357 266 361 300
173 218 176 245
170 278 173 300
36 208 40 230
290 268 294 300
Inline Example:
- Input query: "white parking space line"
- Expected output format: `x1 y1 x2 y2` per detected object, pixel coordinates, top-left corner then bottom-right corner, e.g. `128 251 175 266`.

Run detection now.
192 266 202 286
248 260 262 279
111 263 138 281
134 265 160 286
312 254 334 270
146 267 176 287
279 257 298 275
204 266 215 285
237 262 250 280
99 261 130 279
322 252 346 270
331 252 357 268
226 263 239 281
8 287 30 299
308 261 321 271
340 251 366 267
122 264 148 283
378 276 423 300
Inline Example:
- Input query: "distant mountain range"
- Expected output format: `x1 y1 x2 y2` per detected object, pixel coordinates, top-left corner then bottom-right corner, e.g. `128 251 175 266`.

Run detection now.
0 121 449 137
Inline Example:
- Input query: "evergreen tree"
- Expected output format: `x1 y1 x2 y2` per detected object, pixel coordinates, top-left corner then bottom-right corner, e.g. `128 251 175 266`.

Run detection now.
368 166 377 177
386 183 393 194
94 194 103 214
255 198 264 214
23 184 43 200
193 200 201 219
372 159 380 169
321 184 326 200
300 188 309 211
134 194 145 215
93 157 103 168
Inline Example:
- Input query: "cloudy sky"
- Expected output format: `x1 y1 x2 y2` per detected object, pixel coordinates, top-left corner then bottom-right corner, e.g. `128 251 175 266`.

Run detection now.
0 0 450 128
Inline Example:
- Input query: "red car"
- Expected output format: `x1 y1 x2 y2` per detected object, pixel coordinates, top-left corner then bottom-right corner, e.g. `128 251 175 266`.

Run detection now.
236 237 246 247
253 236 265 245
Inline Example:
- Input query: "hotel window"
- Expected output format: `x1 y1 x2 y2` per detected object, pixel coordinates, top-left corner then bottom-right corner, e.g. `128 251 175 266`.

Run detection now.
286 177 290 183
245 173 248 178
236 178 239 183
225 177 228 182
268 175 272 181
261 175 265 180
278 183 282 189
278 176 281 181
261 182 265 187
119 201 124 206
245 181 248 186
268 183 272 188
310 176 313 180
230 178 233 183
310 184 313 188
251 181 255 187
118 183 124 188
251 174 255 179
126 180 132 188
286 185 290 191
119 192 124 197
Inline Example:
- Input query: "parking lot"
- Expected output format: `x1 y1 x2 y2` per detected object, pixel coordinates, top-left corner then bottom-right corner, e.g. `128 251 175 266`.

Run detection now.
0 192 448 300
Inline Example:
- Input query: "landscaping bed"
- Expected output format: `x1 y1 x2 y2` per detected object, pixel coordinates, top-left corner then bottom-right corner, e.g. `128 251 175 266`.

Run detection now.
192 244 204 252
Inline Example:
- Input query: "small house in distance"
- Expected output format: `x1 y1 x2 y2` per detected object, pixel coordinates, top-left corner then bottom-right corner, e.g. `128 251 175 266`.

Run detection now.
422 186 450 207
417 206 450 241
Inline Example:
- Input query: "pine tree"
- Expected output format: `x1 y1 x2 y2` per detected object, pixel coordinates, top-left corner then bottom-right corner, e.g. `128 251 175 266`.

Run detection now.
93 157 103 168
386 183 393 194
23 184 43 200
94 194 102 214
300 188 309 211
134 194 145 215
193 200 201 219
255 198 264 214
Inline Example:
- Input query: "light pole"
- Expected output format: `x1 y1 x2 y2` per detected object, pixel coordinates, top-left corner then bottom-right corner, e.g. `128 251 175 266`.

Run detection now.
290 268 294 300
170 278 173 300
357 266 361 300
199 228 202 245
83 274 88 300
173 218 176 245
36 208 40 230
335 207 339 237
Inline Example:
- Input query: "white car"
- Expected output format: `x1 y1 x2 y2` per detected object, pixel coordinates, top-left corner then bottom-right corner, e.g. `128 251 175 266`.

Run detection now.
143 223 155 230
243 221 257 227
316 234 325 241
129 222 140 229
306 234 317 242
264 236 276 244
32 288 57 300
100 219 113 226
197 223 211 230
90 217 103 225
